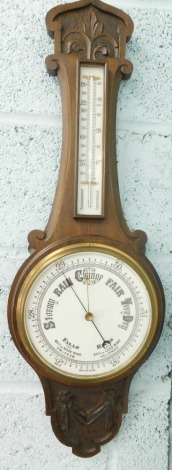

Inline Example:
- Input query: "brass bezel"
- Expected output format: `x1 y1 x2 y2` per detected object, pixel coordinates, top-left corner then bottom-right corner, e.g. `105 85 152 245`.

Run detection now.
16 242 159 384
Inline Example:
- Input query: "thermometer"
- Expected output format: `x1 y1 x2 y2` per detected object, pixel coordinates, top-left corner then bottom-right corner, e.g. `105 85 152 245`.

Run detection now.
77 64 105 216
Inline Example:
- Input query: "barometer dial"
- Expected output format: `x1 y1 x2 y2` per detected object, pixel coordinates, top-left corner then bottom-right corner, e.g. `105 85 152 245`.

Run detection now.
17 244 158 383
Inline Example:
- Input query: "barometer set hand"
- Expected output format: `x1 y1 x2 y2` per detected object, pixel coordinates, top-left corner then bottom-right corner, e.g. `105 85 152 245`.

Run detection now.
62 269 111 347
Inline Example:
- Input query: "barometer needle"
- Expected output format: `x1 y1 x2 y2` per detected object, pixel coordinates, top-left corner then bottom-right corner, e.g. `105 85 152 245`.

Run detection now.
62 270 110 345
91 319 105 342
62 271 87 313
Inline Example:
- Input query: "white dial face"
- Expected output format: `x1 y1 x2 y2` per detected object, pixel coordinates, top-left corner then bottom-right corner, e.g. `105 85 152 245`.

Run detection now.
23 247 154 381
77 64 104 216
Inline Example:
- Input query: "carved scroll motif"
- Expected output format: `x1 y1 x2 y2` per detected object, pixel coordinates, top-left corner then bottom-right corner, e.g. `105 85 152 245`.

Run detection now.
61 9 119 59
46 0 134 63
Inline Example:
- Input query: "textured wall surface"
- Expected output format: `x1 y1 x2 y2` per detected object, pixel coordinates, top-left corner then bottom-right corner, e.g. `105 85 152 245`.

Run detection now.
1 0 172 469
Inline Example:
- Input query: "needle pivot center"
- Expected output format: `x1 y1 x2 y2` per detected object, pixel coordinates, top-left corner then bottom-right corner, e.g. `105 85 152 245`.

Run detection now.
85 312 93 321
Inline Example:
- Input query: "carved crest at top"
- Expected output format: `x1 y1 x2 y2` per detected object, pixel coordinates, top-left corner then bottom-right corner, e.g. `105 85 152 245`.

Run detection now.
61 7 119 60
46 0 134 60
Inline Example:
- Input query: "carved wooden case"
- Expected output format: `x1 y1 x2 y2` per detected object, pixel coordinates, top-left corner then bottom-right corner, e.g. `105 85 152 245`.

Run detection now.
8 0 165 459
28 0 139 253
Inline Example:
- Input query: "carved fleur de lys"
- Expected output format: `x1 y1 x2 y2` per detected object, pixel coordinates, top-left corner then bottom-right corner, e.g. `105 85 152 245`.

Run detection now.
83 10 104 39
62 8 119 59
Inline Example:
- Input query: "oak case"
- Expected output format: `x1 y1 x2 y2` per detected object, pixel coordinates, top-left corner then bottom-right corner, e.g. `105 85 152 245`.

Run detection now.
8 0 165 458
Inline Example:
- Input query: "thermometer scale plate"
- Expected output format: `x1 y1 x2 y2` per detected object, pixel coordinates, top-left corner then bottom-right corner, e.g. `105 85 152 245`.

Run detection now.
77 64 105 217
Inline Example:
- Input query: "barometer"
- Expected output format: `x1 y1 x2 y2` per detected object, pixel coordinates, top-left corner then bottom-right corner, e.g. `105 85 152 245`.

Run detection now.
8 0 165 458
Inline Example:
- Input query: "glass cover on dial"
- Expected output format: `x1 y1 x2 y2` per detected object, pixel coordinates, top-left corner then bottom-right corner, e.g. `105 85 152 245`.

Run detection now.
23 247 154 381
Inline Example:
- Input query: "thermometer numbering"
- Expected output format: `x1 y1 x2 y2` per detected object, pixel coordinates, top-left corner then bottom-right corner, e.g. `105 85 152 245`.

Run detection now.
77 65 104 216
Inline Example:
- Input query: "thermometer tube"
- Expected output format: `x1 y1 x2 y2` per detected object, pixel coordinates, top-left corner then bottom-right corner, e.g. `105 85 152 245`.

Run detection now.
77 64 105 216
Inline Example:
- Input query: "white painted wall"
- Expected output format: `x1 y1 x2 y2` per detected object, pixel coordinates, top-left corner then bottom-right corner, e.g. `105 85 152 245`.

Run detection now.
1 0 172 469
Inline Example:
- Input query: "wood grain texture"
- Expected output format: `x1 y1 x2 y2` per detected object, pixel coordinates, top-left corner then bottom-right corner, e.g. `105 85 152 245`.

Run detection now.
28 0 145 254
8 0 165 458
41 375 133 457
